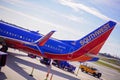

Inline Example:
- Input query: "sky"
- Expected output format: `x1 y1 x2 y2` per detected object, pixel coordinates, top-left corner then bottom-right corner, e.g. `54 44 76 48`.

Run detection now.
0 0 120 57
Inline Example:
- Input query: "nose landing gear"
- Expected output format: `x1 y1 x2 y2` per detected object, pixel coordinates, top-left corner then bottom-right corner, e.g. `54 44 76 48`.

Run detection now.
0 38 8 52
0 45 8 52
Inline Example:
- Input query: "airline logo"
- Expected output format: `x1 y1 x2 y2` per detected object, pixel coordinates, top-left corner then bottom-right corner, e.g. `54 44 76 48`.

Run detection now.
80 23 111 46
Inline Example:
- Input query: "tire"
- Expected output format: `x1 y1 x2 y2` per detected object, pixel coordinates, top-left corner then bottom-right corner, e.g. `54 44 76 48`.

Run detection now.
0 38 8 52
93 73 96 77
0 46 8 52
81 68 84 72
96 73 102 78
28 54 36 58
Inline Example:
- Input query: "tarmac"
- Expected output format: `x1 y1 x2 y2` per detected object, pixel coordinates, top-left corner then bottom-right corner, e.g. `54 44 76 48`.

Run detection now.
0 48 120 80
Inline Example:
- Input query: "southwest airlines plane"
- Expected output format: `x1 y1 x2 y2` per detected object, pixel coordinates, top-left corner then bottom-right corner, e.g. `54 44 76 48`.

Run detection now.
0 20 116 62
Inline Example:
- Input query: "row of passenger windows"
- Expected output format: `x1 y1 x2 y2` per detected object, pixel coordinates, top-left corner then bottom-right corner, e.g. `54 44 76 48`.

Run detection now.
0 29 34 42
45 44 63 52
0 28 64 52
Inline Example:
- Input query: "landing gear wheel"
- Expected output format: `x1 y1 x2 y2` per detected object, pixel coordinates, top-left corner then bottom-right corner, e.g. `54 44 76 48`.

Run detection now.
0 38 8 52
28 54 36 58
0 45 8 52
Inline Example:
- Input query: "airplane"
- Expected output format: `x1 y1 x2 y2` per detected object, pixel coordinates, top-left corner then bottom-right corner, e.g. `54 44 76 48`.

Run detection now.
0 20 117 62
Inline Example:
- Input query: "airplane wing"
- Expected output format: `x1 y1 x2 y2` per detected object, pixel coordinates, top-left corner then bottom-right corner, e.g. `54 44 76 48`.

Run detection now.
33 30 55 55
34 30 55 46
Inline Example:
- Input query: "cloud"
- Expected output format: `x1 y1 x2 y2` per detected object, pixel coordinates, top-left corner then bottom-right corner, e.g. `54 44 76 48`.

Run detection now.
0 5 50 26
1 0 29 6
1 0 84 24
58 0 119 24
0 5 83 39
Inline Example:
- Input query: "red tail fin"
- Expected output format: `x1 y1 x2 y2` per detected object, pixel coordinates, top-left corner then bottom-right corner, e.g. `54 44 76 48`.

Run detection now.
71 21 116 61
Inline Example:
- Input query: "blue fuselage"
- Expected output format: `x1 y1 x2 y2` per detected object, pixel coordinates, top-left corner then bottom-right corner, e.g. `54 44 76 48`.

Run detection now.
0 21 76 54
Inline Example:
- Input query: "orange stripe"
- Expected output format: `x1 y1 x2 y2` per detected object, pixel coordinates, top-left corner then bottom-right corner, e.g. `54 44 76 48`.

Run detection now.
71 41 105 61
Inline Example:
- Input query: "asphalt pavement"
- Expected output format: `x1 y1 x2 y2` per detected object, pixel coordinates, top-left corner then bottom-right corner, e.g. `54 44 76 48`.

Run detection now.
0 49 120 80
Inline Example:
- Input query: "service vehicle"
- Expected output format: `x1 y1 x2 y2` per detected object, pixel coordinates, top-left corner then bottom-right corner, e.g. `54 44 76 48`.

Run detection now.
80 64 102 78
52 60 76 73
